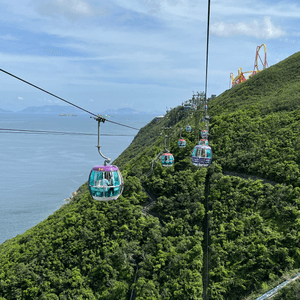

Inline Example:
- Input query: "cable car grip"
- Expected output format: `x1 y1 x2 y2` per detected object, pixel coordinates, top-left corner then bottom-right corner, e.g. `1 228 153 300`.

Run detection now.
91 114 111 165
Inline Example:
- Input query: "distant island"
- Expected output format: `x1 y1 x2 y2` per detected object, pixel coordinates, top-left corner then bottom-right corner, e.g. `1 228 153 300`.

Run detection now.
59 113 77 116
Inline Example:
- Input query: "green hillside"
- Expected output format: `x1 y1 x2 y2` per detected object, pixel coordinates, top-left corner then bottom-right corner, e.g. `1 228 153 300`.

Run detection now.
1 51 300 300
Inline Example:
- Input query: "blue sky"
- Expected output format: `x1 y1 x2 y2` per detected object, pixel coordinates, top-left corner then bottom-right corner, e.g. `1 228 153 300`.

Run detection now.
0 0 299 113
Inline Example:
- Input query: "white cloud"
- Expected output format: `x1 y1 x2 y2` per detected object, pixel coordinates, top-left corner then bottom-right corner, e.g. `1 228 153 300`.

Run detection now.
34 0 97 20
112 0 300 22
0 34 18 41
113 0 203 21
119 13 133 22
18 96 24 100
211 16 286 39
56 0 94 16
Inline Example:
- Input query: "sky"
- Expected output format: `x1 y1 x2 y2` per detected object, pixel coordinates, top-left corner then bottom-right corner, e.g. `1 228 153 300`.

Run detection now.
0 0 299 113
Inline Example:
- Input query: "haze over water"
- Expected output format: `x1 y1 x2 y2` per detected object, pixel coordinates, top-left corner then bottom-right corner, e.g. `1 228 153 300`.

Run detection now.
0 113 156 244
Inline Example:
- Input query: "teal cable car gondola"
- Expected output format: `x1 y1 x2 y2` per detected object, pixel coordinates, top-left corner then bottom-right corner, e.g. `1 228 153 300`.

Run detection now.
88 115 124 201
178 128 186 148
186 125 192 132
161 132 174 167
201 129 208 139
161 152 174 167
178 139 186 148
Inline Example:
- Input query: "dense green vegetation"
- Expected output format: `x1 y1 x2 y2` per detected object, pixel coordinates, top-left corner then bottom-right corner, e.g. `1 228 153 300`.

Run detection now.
1 51 300 299
0 173 205 300
208 170 300 299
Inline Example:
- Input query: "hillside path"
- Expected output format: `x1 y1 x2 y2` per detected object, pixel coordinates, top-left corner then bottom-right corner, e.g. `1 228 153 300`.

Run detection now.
141 188 164 226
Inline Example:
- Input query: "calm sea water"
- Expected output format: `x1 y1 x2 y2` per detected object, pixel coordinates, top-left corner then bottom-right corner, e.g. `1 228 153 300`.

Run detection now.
0 113 155 244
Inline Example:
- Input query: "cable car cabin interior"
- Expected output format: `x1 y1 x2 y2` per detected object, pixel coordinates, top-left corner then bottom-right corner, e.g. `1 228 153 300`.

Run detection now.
161 153 174 167
186 125 192 132
199 139 209 146
178 138 186 148
89 165 124 201
192 145 212 167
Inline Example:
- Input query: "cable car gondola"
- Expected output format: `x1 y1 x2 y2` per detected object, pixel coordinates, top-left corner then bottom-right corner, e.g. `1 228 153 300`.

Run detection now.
186 125 192 132
178 128 186 148
202 115 210 122
161 152 174 167
88 115 124 201
201 129 208 139
178 139 186 148
192 145 212 167
184 103 191 111
89 165 124 201
161 132 174 167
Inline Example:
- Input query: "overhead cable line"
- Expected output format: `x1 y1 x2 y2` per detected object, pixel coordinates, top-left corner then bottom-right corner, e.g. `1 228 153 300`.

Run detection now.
0 68 140 131
204 1 211 300
0 128 135 136
204 0 211 102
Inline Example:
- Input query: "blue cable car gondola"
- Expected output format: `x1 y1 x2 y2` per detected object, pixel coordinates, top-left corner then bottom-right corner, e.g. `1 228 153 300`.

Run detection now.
89 165 124 201
88 115 124 201
178 138 186 148
161 132 174 167
186 125 192 132
178 128 186 148
161 152 174 167
192 145 212 167
201 129 208 139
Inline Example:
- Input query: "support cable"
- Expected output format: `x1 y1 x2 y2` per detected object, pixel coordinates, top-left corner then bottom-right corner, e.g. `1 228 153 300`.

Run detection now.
0 128 135 136
204 0 211 103
0 68 140 131
203 1 211 300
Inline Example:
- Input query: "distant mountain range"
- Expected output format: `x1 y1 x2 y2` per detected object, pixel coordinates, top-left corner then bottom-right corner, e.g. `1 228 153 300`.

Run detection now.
0 105 164 115
18 105 83 114
0 108 13 113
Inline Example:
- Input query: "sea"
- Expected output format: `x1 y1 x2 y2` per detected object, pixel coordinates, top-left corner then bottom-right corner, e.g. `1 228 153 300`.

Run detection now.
0 113 156 245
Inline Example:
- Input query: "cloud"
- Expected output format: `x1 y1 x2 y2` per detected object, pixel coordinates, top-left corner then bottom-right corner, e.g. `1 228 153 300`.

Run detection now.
113 0 200 20
0 34 19 41
43 47 62 56
35 0 96 20
141 0 184 12
211 16 286 39
58 0 93 16
18 96 24 100
119 13 133 22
